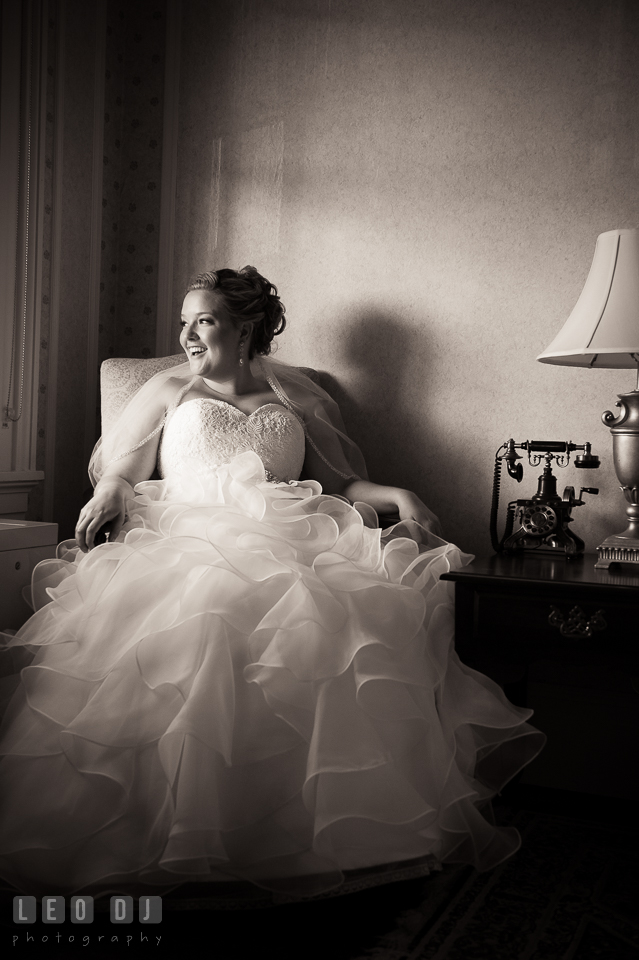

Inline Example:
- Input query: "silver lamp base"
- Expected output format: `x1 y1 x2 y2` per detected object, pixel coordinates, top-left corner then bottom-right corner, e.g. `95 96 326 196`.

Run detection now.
595 530 639 569
595 389 639 570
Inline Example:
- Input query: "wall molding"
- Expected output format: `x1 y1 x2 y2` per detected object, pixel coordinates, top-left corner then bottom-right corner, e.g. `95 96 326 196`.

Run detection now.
0 470 44 519
156 0 182 359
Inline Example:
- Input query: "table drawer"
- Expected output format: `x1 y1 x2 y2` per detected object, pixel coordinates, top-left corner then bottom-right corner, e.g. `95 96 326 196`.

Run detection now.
471 590 638 667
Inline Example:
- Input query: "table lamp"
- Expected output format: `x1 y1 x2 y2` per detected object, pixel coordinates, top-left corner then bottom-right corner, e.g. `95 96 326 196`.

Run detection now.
537 228 639 569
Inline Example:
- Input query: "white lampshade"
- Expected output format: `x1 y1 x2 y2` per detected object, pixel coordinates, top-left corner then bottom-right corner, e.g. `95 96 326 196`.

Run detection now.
537 228 639 369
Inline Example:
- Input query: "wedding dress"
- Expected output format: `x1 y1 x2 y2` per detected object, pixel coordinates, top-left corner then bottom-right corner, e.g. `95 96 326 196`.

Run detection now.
0 381 544 899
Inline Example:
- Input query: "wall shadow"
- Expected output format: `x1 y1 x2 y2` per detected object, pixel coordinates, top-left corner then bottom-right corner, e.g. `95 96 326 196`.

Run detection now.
314 308 474 548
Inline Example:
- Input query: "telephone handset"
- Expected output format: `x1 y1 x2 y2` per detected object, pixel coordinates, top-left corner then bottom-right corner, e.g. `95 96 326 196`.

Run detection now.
490 440 600 556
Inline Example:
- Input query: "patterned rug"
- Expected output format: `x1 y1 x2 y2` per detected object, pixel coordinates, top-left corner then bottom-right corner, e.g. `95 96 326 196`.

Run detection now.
3 798 637 959
366 807 639 960
156 801 638 960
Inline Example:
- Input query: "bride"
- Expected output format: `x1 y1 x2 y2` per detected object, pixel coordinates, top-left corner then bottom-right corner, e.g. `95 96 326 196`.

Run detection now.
0 266 544 899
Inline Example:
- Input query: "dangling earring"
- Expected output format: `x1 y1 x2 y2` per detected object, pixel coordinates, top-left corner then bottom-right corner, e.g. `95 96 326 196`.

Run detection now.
238 333 247 366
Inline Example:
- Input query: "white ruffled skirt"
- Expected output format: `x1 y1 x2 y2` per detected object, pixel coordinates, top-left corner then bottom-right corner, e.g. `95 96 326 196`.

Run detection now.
0 453 544 898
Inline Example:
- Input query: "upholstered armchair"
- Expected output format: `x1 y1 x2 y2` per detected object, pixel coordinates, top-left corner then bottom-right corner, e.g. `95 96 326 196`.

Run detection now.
100 354 184 438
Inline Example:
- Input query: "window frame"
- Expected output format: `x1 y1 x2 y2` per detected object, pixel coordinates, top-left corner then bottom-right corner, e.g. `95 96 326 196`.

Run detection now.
0 0 48 516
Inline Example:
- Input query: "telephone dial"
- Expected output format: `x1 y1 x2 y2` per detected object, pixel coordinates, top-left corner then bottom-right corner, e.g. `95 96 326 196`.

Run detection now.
490 439 600 556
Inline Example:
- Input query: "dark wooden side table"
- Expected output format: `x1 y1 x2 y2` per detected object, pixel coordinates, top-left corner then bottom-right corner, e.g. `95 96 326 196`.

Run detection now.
441 554 639 799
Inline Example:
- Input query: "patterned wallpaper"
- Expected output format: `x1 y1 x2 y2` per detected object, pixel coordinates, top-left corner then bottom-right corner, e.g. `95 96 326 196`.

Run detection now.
27 1 167 526
98 0 165 368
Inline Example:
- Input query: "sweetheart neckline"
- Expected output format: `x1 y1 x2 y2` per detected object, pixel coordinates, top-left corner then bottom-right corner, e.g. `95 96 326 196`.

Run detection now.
172 397 297 420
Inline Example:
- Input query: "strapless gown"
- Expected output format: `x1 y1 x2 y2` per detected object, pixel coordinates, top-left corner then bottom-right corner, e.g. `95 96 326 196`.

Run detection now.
0 397 544 899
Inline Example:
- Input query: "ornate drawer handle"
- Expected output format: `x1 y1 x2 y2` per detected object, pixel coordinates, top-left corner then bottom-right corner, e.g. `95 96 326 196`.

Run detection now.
548 605 607 638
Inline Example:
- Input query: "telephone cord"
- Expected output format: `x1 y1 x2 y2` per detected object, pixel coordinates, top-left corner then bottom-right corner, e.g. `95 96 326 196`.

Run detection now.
489 455 516 553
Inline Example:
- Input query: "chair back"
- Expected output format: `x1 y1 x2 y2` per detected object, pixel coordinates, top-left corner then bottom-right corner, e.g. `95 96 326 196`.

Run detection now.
100 355 184 436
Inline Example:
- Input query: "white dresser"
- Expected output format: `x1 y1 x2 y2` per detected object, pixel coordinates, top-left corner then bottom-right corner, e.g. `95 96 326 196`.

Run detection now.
0 520 59 631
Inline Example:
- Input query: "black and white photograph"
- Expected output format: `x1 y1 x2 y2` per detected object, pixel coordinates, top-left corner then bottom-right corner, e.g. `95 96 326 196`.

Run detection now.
1 1 638 957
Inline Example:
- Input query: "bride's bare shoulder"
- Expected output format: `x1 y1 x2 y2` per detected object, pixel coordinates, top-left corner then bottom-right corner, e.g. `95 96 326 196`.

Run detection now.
162 375 192 401
139 374 192 414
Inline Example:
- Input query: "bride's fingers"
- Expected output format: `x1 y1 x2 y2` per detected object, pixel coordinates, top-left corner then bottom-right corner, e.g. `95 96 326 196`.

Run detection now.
75 517 95 553
87 514 116 551
85 518 101 551
78 508 125 551
75 510 107 552
74 514 90 553
398 507 443 536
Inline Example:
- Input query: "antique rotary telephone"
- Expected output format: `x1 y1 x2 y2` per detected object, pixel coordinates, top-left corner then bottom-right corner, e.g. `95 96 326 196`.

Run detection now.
490 440 600 556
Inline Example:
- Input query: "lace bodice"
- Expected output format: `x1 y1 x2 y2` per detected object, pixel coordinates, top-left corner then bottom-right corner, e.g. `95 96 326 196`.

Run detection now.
157 398 306 483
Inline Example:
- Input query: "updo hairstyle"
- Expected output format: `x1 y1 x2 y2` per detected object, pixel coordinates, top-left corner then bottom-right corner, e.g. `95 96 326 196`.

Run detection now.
186 266 286 359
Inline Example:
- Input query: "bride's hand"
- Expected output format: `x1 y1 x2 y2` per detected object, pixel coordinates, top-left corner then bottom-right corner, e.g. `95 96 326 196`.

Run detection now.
75 480 130 553
395 490 443 536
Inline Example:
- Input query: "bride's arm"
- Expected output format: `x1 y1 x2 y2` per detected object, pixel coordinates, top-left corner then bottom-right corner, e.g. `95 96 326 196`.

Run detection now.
302 445 442 533
341 479 441 532
75 382 174 553
75 446 159 554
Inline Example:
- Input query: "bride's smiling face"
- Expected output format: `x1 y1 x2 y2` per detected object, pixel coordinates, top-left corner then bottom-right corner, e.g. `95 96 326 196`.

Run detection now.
180 289 244 381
